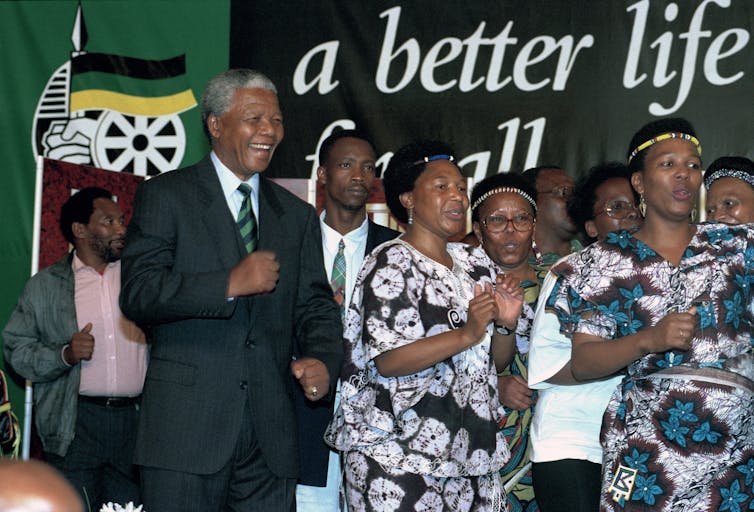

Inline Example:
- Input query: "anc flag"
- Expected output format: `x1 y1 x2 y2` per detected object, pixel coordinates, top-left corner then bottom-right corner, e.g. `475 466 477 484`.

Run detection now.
0 0 230 445
70 53 197 117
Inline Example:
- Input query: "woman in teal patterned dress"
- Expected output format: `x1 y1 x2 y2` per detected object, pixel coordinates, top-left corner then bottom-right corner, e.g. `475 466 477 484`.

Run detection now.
547 118 754 511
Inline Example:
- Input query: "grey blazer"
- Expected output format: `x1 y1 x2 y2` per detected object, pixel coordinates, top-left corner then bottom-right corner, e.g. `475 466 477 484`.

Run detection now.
120 155 342 477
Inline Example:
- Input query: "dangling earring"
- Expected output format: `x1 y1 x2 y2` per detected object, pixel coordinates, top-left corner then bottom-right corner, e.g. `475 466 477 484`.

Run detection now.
690 207 697 223
638 194 647 217
531 239 544 266
407 207 414 225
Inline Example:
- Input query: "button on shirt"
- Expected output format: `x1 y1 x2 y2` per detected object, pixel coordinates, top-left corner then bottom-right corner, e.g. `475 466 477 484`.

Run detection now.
212 151 260 223
319 212 369 309
74 254 147 397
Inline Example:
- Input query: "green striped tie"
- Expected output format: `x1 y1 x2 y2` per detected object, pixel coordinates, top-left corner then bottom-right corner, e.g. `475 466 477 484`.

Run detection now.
330 239 346 312
237 183 257 253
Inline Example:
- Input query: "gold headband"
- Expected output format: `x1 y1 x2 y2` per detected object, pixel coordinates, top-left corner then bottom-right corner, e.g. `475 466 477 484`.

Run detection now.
627 132 702 164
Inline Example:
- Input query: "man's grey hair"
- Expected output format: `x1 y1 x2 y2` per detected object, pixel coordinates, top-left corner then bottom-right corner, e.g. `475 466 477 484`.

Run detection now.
200 69 278 142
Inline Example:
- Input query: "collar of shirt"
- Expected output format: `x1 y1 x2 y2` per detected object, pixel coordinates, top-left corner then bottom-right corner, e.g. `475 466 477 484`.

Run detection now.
211 150 260 222
319 211 369 306
71 251 118 275
319 211 369 257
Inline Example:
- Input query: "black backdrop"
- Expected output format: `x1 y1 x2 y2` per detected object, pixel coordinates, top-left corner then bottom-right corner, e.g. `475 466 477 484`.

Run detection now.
230 0 753 180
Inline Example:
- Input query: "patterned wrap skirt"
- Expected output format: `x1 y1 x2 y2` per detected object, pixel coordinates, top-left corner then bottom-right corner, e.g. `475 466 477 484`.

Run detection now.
343 450 508 512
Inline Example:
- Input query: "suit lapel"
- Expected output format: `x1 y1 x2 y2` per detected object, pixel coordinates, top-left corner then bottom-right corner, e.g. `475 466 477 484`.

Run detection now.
194 156 247 269
257 177 285 252
366 221 379 254
246 177 286 321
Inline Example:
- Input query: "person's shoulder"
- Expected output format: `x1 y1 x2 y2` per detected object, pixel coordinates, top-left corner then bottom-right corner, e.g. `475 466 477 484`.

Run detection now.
697 221 754 237
696 221 754 251
550 240 611 277
139 157 210 190
450 242 485 262
37 254 73 277
260 177 315 212
21 255 72 294
451 242 500 278
368 220 400 240
370 237 407 259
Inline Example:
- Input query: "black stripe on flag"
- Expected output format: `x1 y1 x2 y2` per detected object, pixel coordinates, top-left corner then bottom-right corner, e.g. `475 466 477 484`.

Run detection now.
71 53 186 79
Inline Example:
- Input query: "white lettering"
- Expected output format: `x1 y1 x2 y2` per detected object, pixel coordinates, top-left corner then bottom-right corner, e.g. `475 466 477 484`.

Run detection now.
650 3 679 87
495 117 545 173
623 0 650 88
552 35 595 90
625 0 745 115
459 23 489 92
292 41 340 95
649 0 722 115
460 116 547 181
375 6 420 93
376 8 591 94
485 22 517 92
704 28 749 85
513 37 559 91
421 38 464 92
650 32 677 87
496 117 521 173
459 152 492 183
521 118 546 170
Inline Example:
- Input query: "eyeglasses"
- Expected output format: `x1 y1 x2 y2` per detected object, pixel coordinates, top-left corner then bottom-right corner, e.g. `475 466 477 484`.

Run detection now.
482 213 535 233
539 185 573 198
594 200 639 219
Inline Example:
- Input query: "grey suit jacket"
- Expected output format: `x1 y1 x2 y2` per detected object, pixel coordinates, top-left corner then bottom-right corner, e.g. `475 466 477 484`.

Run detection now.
120 155 342 477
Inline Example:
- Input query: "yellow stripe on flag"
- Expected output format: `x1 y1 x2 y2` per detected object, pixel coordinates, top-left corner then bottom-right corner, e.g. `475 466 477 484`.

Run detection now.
70 89 197 116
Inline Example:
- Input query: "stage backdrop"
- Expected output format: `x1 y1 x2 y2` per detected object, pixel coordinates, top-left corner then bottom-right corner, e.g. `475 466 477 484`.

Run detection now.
1 0 752 434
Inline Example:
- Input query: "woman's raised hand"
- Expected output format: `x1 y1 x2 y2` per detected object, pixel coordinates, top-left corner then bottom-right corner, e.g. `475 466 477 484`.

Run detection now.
494 274 525 331
462 282 500 345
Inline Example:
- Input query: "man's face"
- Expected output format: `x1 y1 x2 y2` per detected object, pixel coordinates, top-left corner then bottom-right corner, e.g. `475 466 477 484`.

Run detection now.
208 87 284 180
318 137 377 213
83 198 126 263
535 168 577 238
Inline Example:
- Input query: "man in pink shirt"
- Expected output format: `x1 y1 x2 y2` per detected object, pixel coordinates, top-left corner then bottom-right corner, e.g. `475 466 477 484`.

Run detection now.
3 187 147 509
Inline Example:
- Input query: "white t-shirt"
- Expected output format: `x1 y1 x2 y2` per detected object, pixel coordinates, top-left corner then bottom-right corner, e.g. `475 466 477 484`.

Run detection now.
528 271 624 464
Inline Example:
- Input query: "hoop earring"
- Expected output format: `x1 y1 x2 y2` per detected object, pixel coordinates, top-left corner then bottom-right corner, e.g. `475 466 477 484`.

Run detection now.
638 195 647 217
407 207 414 225
690 207 697 223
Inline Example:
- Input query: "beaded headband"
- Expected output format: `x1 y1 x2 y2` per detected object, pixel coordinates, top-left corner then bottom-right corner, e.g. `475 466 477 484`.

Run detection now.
471 186 537 212
412 154 455 167
704 168 754 190
627 132 702 164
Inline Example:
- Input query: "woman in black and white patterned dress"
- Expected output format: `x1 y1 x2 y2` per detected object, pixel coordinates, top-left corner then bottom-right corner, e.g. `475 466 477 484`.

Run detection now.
326 140 523 512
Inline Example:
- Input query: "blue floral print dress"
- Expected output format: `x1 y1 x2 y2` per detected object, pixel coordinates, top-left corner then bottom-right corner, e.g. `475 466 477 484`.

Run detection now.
547 224 754 512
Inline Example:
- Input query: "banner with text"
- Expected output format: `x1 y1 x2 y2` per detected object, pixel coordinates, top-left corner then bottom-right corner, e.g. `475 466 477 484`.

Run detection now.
230 0 753 182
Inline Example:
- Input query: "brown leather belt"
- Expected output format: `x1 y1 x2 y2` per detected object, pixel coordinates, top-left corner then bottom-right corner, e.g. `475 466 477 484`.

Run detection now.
78 395 141 408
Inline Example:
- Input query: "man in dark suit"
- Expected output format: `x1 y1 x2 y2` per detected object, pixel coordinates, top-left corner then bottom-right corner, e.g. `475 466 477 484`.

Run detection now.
119 69 343 511
295 129 399 511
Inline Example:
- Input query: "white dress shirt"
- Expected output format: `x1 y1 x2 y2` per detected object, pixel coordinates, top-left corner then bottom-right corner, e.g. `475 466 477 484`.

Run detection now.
319 212 369 309
211 151 260 222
